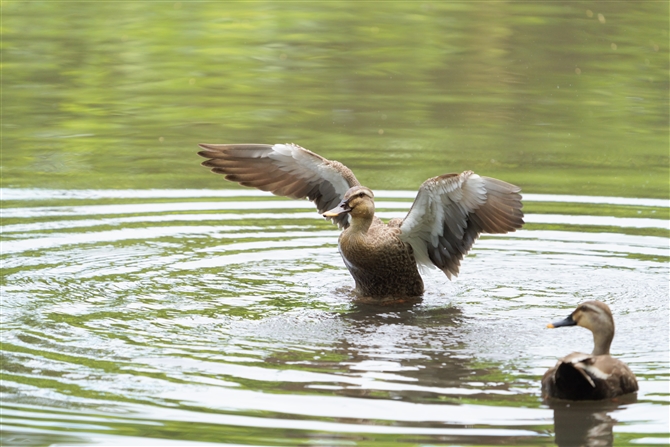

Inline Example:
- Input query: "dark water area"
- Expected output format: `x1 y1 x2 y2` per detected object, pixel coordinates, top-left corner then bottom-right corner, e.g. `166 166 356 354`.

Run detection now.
2 2 669 446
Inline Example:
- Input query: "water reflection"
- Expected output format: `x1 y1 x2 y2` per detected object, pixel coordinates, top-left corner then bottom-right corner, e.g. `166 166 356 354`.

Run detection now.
328 304 473 401
1 189 668 445
3 0 668 443
550 399 635 447
4 3 668 199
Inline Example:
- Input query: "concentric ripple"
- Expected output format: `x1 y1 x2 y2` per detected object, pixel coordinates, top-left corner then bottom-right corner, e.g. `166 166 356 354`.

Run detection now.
1 188 668 446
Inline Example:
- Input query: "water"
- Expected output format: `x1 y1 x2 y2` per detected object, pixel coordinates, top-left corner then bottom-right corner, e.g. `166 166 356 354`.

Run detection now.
2 1 669 445
2 189 668 445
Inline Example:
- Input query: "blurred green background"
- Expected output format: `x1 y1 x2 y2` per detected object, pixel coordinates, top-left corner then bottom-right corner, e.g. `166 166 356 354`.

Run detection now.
2 1 668 197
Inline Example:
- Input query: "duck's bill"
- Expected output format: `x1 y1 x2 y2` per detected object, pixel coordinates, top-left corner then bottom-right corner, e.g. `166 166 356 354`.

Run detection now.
547 314 577 329
323 202 351 217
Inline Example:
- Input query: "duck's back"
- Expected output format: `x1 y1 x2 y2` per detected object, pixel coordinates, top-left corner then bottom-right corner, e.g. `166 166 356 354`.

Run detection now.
542 352 638 400
338 219 424 298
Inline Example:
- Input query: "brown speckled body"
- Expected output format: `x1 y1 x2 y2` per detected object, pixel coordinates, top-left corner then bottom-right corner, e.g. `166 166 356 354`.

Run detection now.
338 217 424 297
541 353 638 400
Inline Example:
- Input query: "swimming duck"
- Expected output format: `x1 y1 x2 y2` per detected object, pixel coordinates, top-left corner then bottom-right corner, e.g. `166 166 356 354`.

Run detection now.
542 300 638 400
198 143 524 298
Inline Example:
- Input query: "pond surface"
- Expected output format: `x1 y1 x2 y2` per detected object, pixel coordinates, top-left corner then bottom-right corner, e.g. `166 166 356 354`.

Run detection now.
2 1 669 446
2 189 668 445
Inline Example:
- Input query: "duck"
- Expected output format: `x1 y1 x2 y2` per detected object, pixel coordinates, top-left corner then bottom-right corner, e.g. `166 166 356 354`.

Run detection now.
198 143 524 298
542 300 638 400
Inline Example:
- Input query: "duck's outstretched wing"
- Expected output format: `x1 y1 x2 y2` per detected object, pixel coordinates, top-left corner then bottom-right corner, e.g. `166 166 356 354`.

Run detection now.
198 143 361 228
399 171 523 278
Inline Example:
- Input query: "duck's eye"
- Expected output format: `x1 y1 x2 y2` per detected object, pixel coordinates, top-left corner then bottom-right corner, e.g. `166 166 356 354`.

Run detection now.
358 193 365 198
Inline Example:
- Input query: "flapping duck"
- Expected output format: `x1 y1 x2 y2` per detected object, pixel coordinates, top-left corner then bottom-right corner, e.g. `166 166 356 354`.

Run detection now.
198 143 524 298
542 300 638 400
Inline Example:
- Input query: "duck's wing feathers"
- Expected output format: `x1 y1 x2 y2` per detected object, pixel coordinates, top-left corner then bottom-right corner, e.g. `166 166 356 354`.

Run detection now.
587 355 639 395
614 362 639 395
398 171 523 278
562 353 608 387
545 352 638 399
198 143 361 228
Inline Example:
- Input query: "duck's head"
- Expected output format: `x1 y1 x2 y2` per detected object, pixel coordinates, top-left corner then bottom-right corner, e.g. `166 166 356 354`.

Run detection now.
323 186 375 221
547 300 615 355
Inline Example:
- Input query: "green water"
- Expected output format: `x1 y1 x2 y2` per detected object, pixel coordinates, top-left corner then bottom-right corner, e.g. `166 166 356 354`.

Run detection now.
3 1 668 196
2 2 669 446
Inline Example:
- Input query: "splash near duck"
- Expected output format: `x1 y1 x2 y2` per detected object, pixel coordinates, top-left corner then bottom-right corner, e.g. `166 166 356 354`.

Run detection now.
198 143 524 299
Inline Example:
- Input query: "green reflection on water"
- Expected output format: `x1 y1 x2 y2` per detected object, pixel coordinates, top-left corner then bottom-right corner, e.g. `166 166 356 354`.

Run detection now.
2 2 669 446
3 1 668 198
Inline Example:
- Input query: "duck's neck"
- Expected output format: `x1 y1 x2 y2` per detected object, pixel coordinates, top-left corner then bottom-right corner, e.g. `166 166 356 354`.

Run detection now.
348 215 373 234
591 326 614 356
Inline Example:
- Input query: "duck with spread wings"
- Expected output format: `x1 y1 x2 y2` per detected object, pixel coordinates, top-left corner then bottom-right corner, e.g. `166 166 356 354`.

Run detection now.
198 143 524 298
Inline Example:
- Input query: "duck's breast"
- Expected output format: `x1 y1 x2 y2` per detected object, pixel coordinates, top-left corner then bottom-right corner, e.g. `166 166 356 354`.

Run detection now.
337 224 423 297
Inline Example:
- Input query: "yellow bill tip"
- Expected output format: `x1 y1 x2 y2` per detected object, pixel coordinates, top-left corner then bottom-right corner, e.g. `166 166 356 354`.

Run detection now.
546 323 555 329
